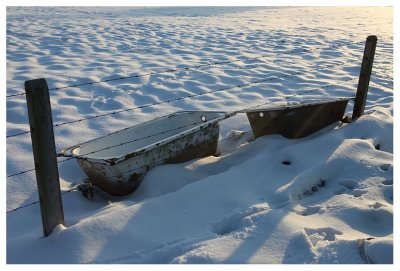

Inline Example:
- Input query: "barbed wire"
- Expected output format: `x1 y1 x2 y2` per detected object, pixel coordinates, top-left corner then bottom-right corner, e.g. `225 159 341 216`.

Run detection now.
61 121 210 159
5 37 366 179
6 84 357 213
60 53 316 102
6 157 74 178
104 93 355 181
6 92 26 98
72 83 356 182
6 59 356 139
4 35 388 215
7 73 356 178
6 60 358 178
5 131 254 214
5 40 364 99
76 55 361 103
6 185 79 214
63 82 357 162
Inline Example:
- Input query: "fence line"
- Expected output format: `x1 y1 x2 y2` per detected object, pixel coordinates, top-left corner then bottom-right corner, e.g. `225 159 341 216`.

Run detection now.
6 59 356 139
6 157 74 178
6 87 358 212
6 92 26 98
5 37 370 179
64 90 357 159
6 186 78 214
5 131 252 214
6 62 358 178
0 88 378 213
7 73 356 179
63 121 208 158
80 86 357 181
75 57 359 103
104 93 355 181
5 40 364 99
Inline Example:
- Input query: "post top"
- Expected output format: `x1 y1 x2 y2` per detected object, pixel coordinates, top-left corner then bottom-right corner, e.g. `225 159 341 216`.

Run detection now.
24 78 49 96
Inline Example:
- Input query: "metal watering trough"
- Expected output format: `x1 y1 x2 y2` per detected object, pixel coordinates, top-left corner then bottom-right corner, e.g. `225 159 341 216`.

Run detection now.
60 98 351 196
59 111 230 195
246 97 351 139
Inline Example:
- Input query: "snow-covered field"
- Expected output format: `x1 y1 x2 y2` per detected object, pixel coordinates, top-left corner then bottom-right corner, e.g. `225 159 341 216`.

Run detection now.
6 6 393 264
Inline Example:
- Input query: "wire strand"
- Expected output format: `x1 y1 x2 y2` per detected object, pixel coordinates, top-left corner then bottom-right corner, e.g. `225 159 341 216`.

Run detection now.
6 59 355 139
6 157 74 178
5 133 250 214
7 75 356 178
5 40 364 99
6 186 78 214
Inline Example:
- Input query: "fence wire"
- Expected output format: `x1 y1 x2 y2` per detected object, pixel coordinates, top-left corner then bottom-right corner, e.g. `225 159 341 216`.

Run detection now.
6 186 78 214
4 33 387 222
89 87 354 180
6 58 357 139
5 40 364 99
6 62 359 178
6 157 74 178
7 72 356 179
5 132 253 214
12 89 358 215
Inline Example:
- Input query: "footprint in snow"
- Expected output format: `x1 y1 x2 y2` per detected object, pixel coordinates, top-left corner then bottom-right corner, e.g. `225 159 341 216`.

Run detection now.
210 205 268 236
334 179 367 198
304 227 343 247
293 205 322 216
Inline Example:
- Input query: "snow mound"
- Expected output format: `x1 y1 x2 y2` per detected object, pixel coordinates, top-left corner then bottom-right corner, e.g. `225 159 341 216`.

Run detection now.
364 237 393 264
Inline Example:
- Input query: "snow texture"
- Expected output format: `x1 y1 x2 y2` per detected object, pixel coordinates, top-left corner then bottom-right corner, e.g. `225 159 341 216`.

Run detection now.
6 7 393 264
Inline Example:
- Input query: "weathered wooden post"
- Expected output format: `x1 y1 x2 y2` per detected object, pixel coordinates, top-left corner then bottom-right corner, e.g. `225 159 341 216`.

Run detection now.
25 78 65 237
352 35 377 120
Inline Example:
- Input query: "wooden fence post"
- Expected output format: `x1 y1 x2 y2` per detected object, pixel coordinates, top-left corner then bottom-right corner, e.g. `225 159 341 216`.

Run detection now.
25 78 65 237
352 35 377 120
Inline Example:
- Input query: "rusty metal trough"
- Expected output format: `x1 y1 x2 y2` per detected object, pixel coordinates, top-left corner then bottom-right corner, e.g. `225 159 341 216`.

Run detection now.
59 111 230 195
246 97 351 139
59 97 352 196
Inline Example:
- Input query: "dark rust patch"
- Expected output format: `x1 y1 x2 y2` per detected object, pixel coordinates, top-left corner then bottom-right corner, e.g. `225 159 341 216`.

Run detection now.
88 172 143 196
164 124 219 164
77 160 144 196
121 148 147 162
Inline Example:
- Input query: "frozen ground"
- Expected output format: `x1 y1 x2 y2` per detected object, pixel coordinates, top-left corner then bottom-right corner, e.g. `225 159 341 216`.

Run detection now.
6 7 393 264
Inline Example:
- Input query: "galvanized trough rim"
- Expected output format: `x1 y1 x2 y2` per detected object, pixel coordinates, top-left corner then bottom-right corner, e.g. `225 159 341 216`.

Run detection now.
58 110 231 165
